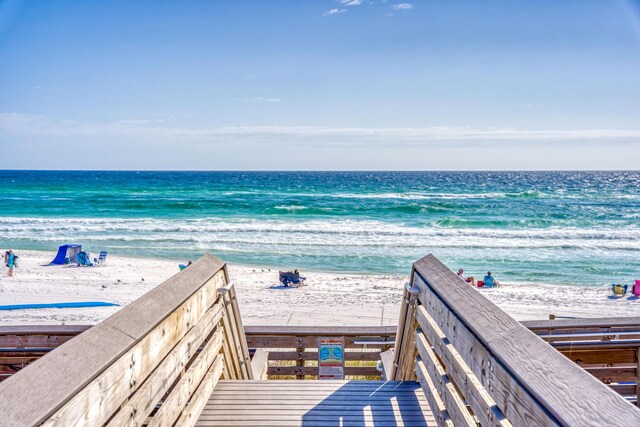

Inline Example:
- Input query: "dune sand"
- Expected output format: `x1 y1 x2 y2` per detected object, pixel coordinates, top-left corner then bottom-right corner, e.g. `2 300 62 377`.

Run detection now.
0 250 638 326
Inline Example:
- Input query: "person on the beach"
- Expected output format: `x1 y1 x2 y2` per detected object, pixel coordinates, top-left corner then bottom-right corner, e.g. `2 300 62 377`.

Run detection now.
4 249 15 277
483 271 500 287
457 269 475 286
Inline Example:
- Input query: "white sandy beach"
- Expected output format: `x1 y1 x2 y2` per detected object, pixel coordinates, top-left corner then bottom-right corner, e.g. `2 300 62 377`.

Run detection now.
0 250 638 326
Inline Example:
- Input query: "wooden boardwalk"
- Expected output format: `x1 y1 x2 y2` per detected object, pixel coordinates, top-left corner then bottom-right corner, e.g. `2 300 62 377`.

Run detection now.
196 380 436 426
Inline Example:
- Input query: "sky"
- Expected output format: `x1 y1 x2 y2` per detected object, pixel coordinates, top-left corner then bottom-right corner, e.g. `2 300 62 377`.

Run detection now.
0 0 639 170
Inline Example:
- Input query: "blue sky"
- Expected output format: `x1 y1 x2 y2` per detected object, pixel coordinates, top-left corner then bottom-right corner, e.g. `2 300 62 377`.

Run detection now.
1 0 639 170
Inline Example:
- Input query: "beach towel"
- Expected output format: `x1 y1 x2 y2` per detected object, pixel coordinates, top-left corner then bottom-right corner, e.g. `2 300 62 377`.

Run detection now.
0 301 119 311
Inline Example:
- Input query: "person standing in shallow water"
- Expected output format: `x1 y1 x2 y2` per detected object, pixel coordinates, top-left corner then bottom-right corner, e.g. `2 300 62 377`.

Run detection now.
4 249 15 277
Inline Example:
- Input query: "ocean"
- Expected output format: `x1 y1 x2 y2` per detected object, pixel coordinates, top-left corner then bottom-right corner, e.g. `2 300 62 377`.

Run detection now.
0 170 638 286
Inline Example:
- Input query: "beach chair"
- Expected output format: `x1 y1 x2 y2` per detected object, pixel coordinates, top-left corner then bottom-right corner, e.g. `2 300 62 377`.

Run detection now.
76 251 93 267
611 284 627 297
632 280 640 297
279 271 306 287
93 251 108 266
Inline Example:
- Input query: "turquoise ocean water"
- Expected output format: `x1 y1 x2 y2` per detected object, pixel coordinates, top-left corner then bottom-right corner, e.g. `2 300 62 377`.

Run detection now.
0 170 638 286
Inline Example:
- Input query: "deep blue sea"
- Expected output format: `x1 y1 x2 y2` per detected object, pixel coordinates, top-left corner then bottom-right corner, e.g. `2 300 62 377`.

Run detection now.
0 171 638 286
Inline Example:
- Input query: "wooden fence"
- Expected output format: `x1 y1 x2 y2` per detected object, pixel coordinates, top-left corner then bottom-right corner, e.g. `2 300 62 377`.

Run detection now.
244 326 396 379
0 254 251 427
391 254 640 427
524 317 640 404
2 320 640 395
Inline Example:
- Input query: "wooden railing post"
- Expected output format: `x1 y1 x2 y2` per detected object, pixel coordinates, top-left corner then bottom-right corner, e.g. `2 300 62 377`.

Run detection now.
391 282 419 380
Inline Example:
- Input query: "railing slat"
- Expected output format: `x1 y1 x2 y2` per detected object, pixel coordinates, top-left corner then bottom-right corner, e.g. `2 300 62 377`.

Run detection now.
415 305 510 427
106 301 224 426
414 331 476 427
415 358 454 427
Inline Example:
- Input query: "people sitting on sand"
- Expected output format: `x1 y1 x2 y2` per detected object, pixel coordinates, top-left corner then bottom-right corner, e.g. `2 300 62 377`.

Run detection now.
457 269 475 286
483 271 500 287
279 269 306 287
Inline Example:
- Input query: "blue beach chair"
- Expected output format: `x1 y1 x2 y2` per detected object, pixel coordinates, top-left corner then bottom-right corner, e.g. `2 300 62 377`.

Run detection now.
279 270 306 287
77 251 93 267
93 251 108 266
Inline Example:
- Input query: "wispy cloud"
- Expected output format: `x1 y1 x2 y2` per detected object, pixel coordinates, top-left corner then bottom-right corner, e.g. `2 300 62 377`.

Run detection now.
393 3 414 10
251 97 282 102
337 0 363 6
2 113 639 145
324 8 347 16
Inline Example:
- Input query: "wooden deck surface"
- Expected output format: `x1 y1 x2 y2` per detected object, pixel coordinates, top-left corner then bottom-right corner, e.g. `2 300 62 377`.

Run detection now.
196 380 436 426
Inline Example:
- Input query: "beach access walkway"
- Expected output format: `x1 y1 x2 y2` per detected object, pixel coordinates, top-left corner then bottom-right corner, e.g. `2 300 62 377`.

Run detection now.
1 254 640 426
196 380 434 426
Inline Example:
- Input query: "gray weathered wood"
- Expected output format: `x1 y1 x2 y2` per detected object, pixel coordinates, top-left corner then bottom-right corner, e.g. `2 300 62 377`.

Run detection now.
0 254 228 427
107 301 225 426
415 305 511 427
411 254 640 426
414 332 476 427
415 359 454 427
197 380 435 427
250 349 269 380
147 333 224 427
380 348 394 380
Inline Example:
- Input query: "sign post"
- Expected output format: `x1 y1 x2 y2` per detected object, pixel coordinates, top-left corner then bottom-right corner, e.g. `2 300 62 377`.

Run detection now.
318 337 345 380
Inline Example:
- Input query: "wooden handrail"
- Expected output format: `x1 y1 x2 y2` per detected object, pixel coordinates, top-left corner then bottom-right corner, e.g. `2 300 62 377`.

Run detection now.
394 254 640 426
0 253 251 427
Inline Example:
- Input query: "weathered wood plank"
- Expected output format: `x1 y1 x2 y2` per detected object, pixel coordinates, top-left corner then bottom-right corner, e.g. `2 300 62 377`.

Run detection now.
267 350 381 361
523 317 640 331
220 311 242 379
0 254 227 427
0 325 91 336
414 332 476 427
174 355 225 427
245 325 398 336
250 349 269 380
147 333 224 427
246 335 393 349
412 254 640 426
107 301 224 427
380 348 394 380
0 323 135 427
415 305 510 427
198 380 435 427
228 285 253 379
415 274 558 426
266 365 381 377
415 358 454 427
562 348 638 365
41 269 226 427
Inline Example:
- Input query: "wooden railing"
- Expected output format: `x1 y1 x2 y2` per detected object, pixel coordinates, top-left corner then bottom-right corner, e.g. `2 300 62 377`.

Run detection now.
392 254 640 426
3 320 640 395
245 326 396 379
0 254 251 427
524 317 640 405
